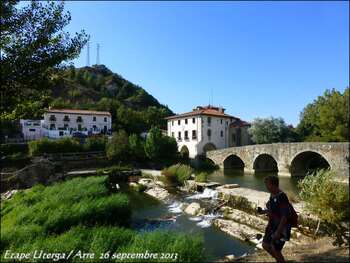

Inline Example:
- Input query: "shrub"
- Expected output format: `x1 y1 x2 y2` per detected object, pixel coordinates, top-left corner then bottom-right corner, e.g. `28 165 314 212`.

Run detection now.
0 143 28 156
84 136 107 151
298 169 349 246
129 133 146 162
28 137 83 156
195 172 208 183
162 164 193 186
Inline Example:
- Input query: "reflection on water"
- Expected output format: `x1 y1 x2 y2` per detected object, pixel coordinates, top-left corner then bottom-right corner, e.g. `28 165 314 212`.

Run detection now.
207 169 301 195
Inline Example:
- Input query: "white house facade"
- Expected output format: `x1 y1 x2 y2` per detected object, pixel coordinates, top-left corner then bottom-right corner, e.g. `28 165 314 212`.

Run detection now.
166 105 251 158
41 109 112 139
20 119 44 141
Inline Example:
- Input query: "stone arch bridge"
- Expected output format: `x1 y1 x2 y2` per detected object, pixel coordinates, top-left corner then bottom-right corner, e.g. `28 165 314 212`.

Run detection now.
206 142 349 178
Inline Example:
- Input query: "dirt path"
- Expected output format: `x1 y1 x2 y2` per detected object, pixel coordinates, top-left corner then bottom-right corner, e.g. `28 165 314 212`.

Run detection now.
232 237 349 262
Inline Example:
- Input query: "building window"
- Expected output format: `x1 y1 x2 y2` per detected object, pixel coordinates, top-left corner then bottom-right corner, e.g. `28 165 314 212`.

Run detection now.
172 121 174 126
207 129 211 137
172 132 174 137
63 115 70 122
104 117 107 122
78 124 82 131
184 131 189 140
192 118 195 124
220 130 223 137
93 116 96 121
207 117 211 126
220 119 223 124
185 119 188 124
93 125 97 130
50 124 55 130
76 116 83 123
178 120 181 125
232 134 236 142
178 131 182 140
64 124 69 129
49 115 56 121
29 128 36 132
192 130 197 139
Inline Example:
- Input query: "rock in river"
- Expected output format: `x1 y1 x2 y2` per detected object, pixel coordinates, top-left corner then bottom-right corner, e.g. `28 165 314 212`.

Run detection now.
184 202 201 216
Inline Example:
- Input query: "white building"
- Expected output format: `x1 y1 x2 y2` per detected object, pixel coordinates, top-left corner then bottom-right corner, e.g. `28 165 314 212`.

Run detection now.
166 105 251 158
42 109 112 139
20 119 44 141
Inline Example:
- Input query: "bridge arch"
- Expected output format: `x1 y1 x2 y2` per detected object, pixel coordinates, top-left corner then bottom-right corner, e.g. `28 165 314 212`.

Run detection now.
253 154 278 172
290 151 331 177
223 154 245 170
203 143 217 153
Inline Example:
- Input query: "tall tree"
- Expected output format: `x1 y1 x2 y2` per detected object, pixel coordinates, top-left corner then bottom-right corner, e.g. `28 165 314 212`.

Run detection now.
0 0 88 120
248 117 291 144
297 88 349 142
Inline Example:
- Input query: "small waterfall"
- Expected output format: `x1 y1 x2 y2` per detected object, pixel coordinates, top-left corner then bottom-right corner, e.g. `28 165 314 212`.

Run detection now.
186 188 219 200
168 201 183 213
196 213 220 228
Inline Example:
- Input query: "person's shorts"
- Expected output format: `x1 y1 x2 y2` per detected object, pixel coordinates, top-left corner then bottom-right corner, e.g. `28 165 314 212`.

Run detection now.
263 230 286 251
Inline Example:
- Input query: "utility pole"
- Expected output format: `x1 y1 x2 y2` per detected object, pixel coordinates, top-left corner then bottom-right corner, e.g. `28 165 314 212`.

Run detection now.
96 43 100 65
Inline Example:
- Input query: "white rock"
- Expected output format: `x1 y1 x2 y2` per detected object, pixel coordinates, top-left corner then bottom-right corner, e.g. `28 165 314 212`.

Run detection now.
144 186 170 201
184 202 201 216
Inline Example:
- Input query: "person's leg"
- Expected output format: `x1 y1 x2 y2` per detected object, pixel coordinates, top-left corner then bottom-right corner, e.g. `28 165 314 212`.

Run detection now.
271 245 286 263
262 242 278 261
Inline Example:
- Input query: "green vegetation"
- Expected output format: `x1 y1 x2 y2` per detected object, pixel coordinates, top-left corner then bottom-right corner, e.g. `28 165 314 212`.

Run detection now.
194 172 208 183
162 164 193 186
1 176 204 262
106 130 131 162
297 88 349 142
28 136 107 156
298 169 349 246
0 143 28 156
248 117 298 144
144 126 178 165
1 1 88 121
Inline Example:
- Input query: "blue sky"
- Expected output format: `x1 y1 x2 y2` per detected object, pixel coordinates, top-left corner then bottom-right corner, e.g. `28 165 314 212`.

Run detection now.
63 1 349 126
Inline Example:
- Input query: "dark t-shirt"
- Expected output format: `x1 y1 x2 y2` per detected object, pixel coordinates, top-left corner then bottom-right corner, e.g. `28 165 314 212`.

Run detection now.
266 191 291 240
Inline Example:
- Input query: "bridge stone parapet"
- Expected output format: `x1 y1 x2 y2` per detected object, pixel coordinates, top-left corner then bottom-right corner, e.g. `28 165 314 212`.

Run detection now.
206 142 349 178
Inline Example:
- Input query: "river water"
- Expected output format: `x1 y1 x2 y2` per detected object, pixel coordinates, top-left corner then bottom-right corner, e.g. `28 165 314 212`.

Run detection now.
127 170 301 261
208 169 301 195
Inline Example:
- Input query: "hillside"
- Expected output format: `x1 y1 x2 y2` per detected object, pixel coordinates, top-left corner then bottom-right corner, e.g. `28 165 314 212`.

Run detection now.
50 64 173 134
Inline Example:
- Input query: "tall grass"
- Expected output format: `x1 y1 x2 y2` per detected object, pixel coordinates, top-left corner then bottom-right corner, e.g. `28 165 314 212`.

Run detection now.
161 164 193 186
1 176 204 262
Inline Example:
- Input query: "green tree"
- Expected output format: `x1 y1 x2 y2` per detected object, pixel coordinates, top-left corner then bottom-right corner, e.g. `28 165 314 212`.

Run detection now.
144 126 178 164
0 0 89 120
129 134 146 161
297 88 349 142
106 130 130 163
298 170 349 246
248 117 290 144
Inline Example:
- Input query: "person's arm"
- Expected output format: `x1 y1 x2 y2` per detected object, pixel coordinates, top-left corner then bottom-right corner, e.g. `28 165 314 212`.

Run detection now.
273 216 288 240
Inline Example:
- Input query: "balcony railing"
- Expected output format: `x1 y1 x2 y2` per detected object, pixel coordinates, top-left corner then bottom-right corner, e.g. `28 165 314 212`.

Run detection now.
63 117 70 122
76 117 83 123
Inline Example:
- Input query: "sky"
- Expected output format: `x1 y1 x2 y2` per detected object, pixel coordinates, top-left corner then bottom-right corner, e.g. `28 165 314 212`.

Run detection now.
62 1 348 126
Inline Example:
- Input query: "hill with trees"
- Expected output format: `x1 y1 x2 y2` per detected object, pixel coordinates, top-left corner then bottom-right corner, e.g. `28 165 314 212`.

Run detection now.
48 64 173 134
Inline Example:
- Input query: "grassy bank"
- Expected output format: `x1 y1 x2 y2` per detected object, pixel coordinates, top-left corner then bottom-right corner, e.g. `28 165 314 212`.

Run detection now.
1 176 204 262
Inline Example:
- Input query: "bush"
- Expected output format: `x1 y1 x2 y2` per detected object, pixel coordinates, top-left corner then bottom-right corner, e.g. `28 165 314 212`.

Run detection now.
298 169 349 246
0 143 28 156
28 137 83 156
129 133 146 162
162 164 193 186
84 136 107 151
195 172 208 183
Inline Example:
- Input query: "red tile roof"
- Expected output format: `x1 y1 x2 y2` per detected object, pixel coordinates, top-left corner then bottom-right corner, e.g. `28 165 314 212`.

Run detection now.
230 119 250 127
165 105 238 120
46 109 111 116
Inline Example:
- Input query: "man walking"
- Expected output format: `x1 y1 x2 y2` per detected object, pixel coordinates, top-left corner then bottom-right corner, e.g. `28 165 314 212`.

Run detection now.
258 175 292 263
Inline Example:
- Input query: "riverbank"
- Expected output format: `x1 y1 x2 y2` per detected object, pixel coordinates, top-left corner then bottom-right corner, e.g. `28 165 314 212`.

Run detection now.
232 237 349 262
